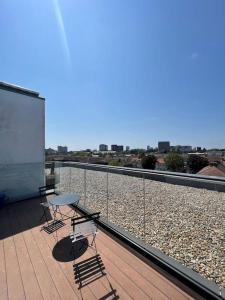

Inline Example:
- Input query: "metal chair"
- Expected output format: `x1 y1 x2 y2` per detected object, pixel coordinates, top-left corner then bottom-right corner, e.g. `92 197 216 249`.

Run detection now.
39 184 56 197
70 212 100 253
39 184 56 225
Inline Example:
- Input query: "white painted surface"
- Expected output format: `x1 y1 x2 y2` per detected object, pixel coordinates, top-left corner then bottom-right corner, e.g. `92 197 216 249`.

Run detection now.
0 89 44 164
0 88 45 202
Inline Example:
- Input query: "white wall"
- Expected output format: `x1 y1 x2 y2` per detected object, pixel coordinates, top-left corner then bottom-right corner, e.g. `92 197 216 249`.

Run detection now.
0 88 45 202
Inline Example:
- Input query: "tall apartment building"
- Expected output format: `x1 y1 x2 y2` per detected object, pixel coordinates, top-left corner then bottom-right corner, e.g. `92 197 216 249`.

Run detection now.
111 144 123 152
111 144 117 151
158 141 170 153
99 144 108 151
58 146 68 153
117 145 124 152
0 82 45 203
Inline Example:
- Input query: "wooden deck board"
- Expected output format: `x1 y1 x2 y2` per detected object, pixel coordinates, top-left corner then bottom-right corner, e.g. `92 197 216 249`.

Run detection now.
0 209 8 300
15 205 62 300
99 231 193 299
24 201 79 300
38 208 97 300
44 211 115 300
1 208 25 300
0 197 196 300
94 236 168 299
8 207 44 300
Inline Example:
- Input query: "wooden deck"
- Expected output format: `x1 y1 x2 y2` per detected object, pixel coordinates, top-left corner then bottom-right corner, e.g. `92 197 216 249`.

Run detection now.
0 196 198 300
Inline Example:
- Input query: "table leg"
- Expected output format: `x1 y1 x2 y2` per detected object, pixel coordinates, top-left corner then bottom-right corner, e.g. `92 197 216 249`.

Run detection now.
58 207 63 221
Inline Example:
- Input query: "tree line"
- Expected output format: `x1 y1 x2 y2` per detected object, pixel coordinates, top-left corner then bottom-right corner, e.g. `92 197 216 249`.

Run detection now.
142 153 209 174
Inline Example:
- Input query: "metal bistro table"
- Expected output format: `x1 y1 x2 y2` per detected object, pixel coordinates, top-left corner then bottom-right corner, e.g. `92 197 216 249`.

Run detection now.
49 193 80 223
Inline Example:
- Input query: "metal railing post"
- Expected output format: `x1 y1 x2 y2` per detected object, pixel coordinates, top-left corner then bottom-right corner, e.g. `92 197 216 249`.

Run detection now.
84 169 87 207
69 167 72 193
106 171 109 221
143 174 146 242
59 163 61 193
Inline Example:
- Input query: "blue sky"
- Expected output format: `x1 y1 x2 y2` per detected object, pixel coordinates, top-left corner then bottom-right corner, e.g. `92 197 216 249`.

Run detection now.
1 0 225 150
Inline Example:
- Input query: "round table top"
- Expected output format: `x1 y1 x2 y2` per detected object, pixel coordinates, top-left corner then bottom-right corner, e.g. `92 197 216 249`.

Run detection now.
49 193 80 206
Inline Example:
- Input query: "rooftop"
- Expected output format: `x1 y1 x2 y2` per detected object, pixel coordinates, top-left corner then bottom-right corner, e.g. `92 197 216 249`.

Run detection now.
197 165 225 177
0 195 196 300
0 81 44 99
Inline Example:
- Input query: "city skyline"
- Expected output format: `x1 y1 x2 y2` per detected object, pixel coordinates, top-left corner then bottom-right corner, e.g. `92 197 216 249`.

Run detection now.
1 1 225 150
48 142 223 152
46 141 223 152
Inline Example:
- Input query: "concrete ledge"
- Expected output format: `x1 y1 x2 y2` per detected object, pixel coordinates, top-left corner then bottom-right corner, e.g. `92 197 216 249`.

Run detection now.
54 161 225 192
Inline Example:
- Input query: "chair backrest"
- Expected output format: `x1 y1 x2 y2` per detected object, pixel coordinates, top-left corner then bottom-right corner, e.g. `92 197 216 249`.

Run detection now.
39 184 55 197
71 213 100 242
71 212 100 228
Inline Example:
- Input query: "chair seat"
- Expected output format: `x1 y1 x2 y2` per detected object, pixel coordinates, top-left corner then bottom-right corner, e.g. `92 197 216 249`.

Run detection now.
70 220 97 243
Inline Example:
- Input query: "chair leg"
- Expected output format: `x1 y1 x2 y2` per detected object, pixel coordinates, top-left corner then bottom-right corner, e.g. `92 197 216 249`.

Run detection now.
93 239 97 254
44 208 49 226
90 234 97 253
58 207 63 221
40 207 49 225
40 207 49 231
53 206 57 223
40 211 45 222
90 234 96 246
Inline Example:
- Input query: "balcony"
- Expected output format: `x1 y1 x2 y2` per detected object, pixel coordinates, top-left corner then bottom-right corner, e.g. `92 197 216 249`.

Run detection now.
0 195 195 300
1 162 225 300
49 161 225 299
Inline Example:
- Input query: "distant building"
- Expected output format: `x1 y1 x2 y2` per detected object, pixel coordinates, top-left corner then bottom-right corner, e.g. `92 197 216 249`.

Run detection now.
126 146 130 151
45 148 57 155
147 145 153 152
57 146 68 153
111 144 124 152
111 145 117 151
174 145 192 153
181 146 192 153
158 141 170 153
207 150 223 157
188 152 206 156
117 145 124 152
99 144 108 151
